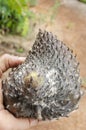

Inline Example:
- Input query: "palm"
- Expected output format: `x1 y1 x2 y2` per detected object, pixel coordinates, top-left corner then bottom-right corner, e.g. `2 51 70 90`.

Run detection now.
0 108 37 130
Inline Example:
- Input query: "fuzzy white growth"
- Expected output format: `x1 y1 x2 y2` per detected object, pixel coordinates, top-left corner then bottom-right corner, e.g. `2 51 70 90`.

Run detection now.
46 69 57 86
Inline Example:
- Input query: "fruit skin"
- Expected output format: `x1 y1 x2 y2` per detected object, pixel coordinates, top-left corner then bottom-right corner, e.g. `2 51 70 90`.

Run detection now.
2 30 82 120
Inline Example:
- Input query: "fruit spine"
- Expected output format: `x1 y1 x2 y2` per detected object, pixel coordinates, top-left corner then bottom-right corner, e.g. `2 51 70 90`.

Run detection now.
2 30 82 120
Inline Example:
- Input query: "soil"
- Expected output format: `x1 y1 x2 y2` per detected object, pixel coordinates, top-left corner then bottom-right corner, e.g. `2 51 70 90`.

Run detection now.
0 0 86 129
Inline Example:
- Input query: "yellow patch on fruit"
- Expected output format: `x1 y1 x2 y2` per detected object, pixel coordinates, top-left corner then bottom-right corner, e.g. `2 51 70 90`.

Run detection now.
24 72 44 89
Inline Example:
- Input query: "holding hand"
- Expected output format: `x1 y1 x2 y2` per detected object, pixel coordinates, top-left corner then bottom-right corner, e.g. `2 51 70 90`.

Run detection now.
0 54 39 130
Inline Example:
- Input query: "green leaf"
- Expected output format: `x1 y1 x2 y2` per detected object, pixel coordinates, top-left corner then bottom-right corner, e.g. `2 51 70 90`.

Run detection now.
79 0 86 3
21 17 29 36
28 0 38 7
0 0 35 36
16 47 24 53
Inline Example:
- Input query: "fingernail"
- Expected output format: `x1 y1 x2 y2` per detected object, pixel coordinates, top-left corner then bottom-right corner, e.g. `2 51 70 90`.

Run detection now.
18 57 26 61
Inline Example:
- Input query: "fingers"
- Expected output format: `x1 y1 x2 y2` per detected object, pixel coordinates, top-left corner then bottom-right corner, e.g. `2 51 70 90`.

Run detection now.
0 54 25 77
0 110 29 130
11 118 31 130
0 110 39 130
28 118 39 127
14 118 38 130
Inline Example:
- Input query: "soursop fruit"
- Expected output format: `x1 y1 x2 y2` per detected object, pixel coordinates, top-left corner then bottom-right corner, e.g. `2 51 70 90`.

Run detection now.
2 30 82 120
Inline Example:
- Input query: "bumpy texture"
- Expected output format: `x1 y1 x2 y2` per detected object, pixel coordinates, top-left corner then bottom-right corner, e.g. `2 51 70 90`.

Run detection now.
2 30 82 120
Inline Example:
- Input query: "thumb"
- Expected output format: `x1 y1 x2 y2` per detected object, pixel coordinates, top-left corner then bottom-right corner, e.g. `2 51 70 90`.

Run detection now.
0 109 39 130
0 54 25 77
12 118 38 130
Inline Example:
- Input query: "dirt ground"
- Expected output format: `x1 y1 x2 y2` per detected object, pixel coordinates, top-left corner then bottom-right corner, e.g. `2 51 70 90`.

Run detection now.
0 0 86 130
30 1 86 130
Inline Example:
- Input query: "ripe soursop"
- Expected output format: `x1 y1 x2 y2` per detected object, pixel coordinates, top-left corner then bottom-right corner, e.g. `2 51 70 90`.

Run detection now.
2 30 82 120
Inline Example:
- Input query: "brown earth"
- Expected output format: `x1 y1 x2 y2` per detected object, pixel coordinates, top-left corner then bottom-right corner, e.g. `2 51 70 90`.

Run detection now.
30 1 86 130
0 0 86 130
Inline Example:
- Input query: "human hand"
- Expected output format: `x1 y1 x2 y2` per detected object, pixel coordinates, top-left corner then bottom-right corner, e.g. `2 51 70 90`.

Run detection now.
0 54 39 130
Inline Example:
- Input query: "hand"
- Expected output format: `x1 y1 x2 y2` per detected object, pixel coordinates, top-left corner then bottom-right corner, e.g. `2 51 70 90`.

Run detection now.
0 54 39 130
